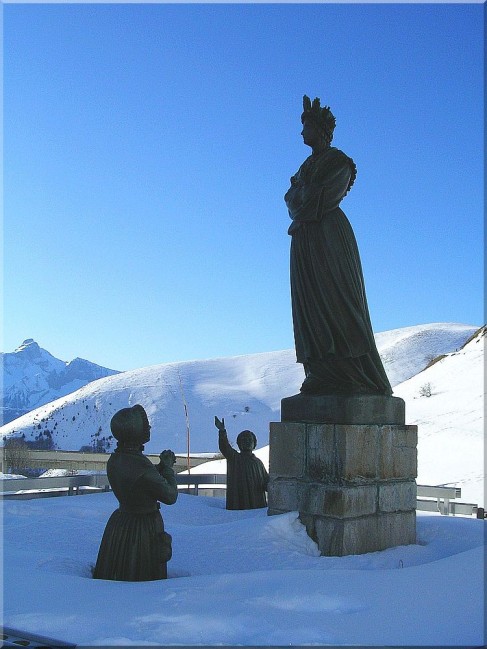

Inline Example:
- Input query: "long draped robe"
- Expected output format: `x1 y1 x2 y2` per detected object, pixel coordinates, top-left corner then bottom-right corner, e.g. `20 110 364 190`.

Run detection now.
219 431 269 510
285 146 392 395
93 447 178 581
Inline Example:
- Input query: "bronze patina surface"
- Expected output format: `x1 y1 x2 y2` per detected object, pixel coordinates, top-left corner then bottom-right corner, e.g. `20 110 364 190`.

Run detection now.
93 405 178 581
285 96 391 396
215 416 269 510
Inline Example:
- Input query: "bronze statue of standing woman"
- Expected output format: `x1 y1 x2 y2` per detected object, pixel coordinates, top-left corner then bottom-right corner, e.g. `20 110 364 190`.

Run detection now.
285 96 391 396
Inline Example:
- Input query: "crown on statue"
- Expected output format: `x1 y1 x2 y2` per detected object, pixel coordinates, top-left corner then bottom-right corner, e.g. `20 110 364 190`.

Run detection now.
301 95 336 139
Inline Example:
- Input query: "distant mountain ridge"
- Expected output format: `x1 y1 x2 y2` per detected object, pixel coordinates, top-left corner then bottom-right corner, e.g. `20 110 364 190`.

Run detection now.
1 339 119 424
0 323 478 455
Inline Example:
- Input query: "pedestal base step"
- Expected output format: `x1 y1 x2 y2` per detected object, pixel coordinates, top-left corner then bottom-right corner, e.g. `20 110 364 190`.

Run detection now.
281 393 405 425
299 510 417 557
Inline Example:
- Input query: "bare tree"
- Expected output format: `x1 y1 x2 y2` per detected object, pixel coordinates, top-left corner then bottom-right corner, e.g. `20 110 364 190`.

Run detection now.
3 436 30 474
419 382 433 398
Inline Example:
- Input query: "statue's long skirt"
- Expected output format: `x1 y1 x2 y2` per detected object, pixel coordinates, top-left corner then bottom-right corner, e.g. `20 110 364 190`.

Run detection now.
93 509 169 581
290 207 391 395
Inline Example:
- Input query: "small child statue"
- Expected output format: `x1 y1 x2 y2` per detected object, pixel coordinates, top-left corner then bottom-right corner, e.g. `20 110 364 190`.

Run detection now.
214 416 269 510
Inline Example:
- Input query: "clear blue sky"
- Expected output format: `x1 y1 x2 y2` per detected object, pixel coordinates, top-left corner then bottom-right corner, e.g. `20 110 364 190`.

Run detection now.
3 3 484 371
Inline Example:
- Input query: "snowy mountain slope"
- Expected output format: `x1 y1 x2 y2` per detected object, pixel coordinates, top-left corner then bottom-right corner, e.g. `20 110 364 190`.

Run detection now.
0 350 303 455
375 322 476 385
1 339 119 425
393 325 485 505
0 323 480 463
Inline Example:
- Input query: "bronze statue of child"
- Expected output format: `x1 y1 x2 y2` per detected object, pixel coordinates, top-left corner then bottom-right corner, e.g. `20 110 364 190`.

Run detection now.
215 416 269 510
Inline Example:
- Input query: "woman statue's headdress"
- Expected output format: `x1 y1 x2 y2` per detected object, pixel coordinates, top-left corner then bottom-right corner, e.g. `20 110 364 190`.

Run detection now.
301 95 336 143
111 404 150 446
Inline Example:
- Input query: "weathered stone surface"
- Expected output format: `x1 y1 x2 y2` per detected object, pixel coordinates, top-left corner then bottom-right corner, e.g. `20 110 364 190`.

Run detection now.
269 422 417 485
267 478 299 512
377 511 417 549
306 424 336 481
379 425 418 479
298 483 377 518
309 511 417 556
268 420 418 556
281 394 405 425
378 481 417 513
269 422 306 478
335 424 379 481
313 515 380 556
315 516 372 557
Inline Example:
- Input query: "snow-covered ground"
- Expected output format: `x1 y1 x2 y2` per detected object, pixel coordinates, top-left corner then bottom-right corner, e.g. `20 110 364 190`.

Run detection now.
2 490 484 646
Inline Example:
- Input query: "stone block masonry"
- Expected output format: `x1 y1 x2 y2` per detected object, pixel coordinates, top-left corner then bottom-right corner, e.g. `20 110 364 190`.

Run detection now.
268 395 417 556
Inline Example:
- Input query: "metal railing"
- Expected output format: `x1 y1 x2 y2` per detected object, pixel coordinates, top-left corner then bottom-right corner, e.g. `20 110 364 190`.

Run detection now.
416 484 479 517
0 473 226 498
0 474 111 497
175 473 226 496
0 475 482 516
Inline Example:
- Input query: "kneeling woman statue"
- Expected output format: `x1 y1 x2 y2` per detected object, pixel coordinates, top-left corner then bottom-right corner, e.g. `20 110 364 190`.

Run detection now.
93 404 178 581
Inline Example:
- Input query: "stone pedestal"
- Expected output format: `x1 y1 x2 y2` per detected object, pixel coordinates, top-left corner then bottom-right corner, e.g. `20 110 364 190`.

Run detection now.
268 394 417 556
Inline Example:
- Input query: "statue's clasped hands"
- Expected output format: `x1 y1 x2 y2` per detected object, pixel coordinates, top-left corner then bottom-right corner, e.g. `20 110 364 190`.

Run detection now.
159 449 177 467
